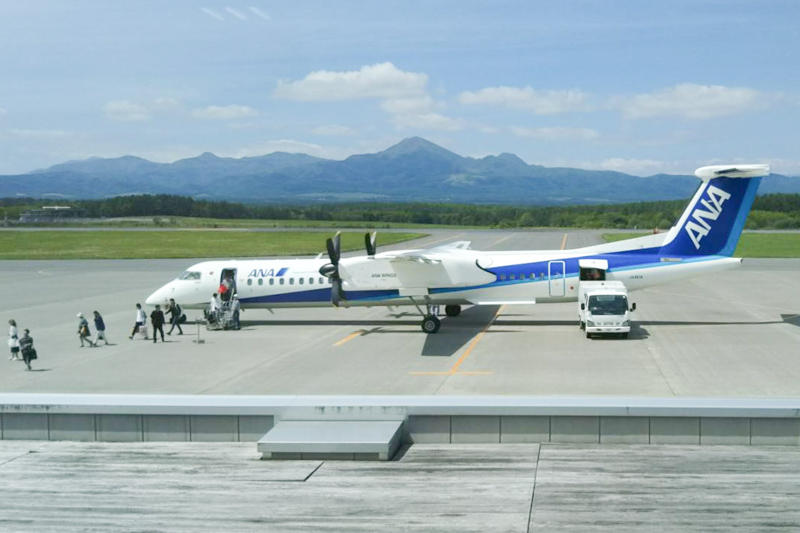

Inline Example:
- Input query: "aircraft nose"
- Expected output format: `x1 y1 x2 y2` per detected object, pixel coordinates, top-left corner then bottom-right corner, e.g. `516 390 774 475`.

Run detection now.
146 283 174 306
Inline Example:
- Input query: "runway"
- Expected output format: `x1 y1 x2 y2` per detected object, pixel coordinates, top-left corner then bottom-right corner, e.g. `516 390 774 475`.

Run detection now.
2 229 799 396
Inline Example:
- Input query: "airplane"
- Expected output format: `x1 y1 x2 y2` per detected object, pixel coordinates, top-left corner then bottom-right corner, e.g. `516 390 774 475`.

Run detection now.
146 164 770 333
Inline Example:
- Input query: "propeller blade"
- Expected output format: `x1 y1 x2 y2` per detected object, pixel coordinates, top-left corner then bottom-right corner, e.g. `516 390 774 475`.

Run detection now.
331 278 343 307
325 233 340 265
365 231 377 256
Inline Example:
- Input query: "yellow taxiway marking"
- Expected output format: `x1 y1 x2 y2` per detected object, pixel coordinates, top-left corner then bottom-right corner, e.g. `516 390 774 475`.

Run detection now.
560 233 568 250
334 330 365 347
410 305 505 376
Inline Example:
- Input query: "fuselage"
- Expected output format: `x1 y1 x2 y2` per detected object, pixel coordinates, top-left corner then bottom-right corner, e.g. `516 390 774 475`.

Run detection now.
144 243 742 311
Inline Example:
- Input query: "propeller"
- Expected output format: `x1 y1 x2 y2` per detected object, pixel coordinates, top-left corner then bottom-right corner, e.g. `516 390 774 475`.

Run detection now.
319 231 344 306
365 231 377 257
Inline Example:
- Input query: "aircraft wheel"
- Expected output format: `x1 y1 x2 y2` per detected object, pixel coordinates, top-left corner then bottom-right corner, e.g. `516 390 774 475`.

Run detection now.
421 315 441 334
445 305 461 317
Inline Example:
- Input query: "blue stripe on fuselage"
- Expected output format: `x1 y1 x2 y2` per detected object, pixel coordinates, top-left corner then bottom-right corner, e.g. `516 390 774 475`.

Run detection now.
241 287 399 304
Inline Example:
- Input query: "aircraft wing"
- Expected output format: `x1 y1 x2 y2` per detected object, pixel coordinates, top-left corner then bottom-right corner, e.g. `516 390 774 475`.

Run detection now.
340 251 495 291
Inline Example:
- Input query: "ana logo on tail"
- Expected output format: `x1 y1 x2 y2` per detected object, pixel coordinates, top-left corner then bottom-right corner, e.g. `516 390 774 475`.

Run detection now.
684 184 732 249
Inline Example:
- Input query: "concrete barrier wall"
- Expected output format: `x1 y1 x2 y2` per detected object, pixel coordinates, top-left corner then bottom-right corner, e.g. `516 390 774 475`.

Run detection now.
3 412 798 445
1 394 799 445
405 416 800 445
0 413 274 442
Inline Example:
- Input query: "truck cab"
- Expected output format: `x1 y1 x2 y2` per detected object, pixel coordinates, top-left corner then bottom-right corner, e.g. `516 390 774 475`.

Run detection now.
578 280 636 339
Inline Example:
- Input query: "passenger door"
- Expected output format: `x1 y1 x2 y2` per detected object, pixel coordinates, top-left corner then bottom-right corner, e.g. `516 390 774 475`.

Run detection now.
548 261 565 297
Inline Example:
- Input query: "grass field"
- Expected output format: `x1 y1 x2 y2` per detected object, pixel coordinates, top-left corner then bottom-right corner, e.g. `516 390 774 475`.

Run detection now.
22 216 482 230
602 232 800 258
0 230 426 260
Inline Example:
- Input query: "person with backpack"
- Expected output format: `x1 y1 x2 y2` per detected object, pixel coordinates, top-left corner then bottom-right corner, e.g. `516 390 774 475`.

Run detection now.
77 312 95 347
167 298 183 335
93 310 109 346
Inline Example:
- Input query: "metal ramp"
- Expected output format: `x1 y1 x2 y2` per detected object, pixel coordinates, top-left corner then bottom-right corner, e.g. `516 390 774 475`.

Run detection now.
258 419 404 461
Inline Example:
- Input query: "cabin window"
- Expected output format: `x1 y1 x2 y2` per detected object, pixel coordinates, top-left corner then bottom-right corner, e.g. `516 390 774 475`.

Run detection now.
320 278 325 284
529 273 535 280
299 278 304 285
510 274 516 280
178 271 201 281
499 274 506 281
257 278 263 286
247 279 252 286
289 278 294 285
279 278 285 285
309 278 314 285
269 278 274 285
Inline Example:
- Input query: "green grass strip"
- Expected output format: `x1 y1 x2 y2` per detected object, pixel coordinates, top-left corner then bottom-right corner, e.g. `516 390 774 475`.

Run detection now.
0 230 426 259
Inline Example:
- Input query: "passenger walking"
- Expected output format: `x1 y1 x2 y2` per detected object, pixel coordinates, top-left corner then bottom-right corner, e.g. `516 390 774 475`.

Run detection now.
231 294 241 330
8 319 20 361
77 312 95 347
208 293 220 324
130 303 147 340
93 310 109 346
150 304 165 343
19 328 36 371
167 298 183 335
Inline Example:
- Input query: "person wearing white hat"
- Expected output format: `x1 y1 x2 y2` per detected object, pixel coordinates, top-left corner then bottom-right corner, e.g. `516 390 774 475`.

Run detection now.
77 312 95 347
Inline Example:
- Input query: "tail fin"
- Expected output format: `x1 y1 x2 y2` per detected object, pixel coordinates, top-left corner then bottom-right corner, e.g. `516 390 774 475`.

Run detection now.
659 164 769 257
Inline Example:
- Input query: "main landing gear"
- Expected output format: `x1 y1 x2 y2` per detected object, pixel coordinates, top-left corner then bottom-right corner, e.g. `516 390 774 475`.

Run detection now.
412 303 463 333
445 305 461 317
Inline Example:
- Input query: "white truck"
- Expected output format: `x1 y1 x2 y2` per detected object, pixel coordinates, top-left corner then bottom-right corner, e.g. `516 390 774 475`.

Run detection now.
578 280 636 339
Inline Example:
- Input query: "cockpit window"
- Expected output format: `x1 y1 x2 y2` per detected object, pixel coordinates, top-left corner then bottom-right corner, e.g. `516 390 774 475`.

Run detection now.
178 271 201 281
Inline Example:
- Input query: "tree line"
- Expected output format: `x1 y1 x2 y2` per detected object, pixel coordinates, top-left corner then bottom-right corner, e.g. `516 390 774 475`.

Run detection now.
2 193 799 229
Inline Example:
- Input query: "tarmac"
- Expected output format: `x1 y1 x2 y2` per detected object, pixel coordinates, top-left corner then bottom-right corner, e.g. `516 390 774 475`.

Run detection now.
3 229 800 531
2 229 799 396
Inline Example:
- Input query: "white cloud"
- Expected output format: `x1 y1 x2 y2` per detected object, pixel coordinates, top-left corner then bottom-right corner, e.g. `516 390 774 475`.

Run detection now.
274 62 428 101
200 7 224 21
275 63 463 131
511 126 599 141
459 86 591 114
225 6 247 20
618 83 764 119
103 100 151 121
249 6 270 20
191 104 259 120
312 125 356 136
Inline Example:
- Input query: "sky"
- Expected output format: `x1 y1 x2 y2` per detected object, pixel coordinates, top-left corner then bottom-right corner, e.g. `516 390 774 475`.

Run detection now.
1 1 799 176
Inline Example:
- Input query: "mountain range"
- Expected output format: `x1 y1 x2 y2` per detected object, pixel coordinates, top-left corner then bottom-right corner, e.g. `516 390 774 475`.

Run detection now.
1 137 798 205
